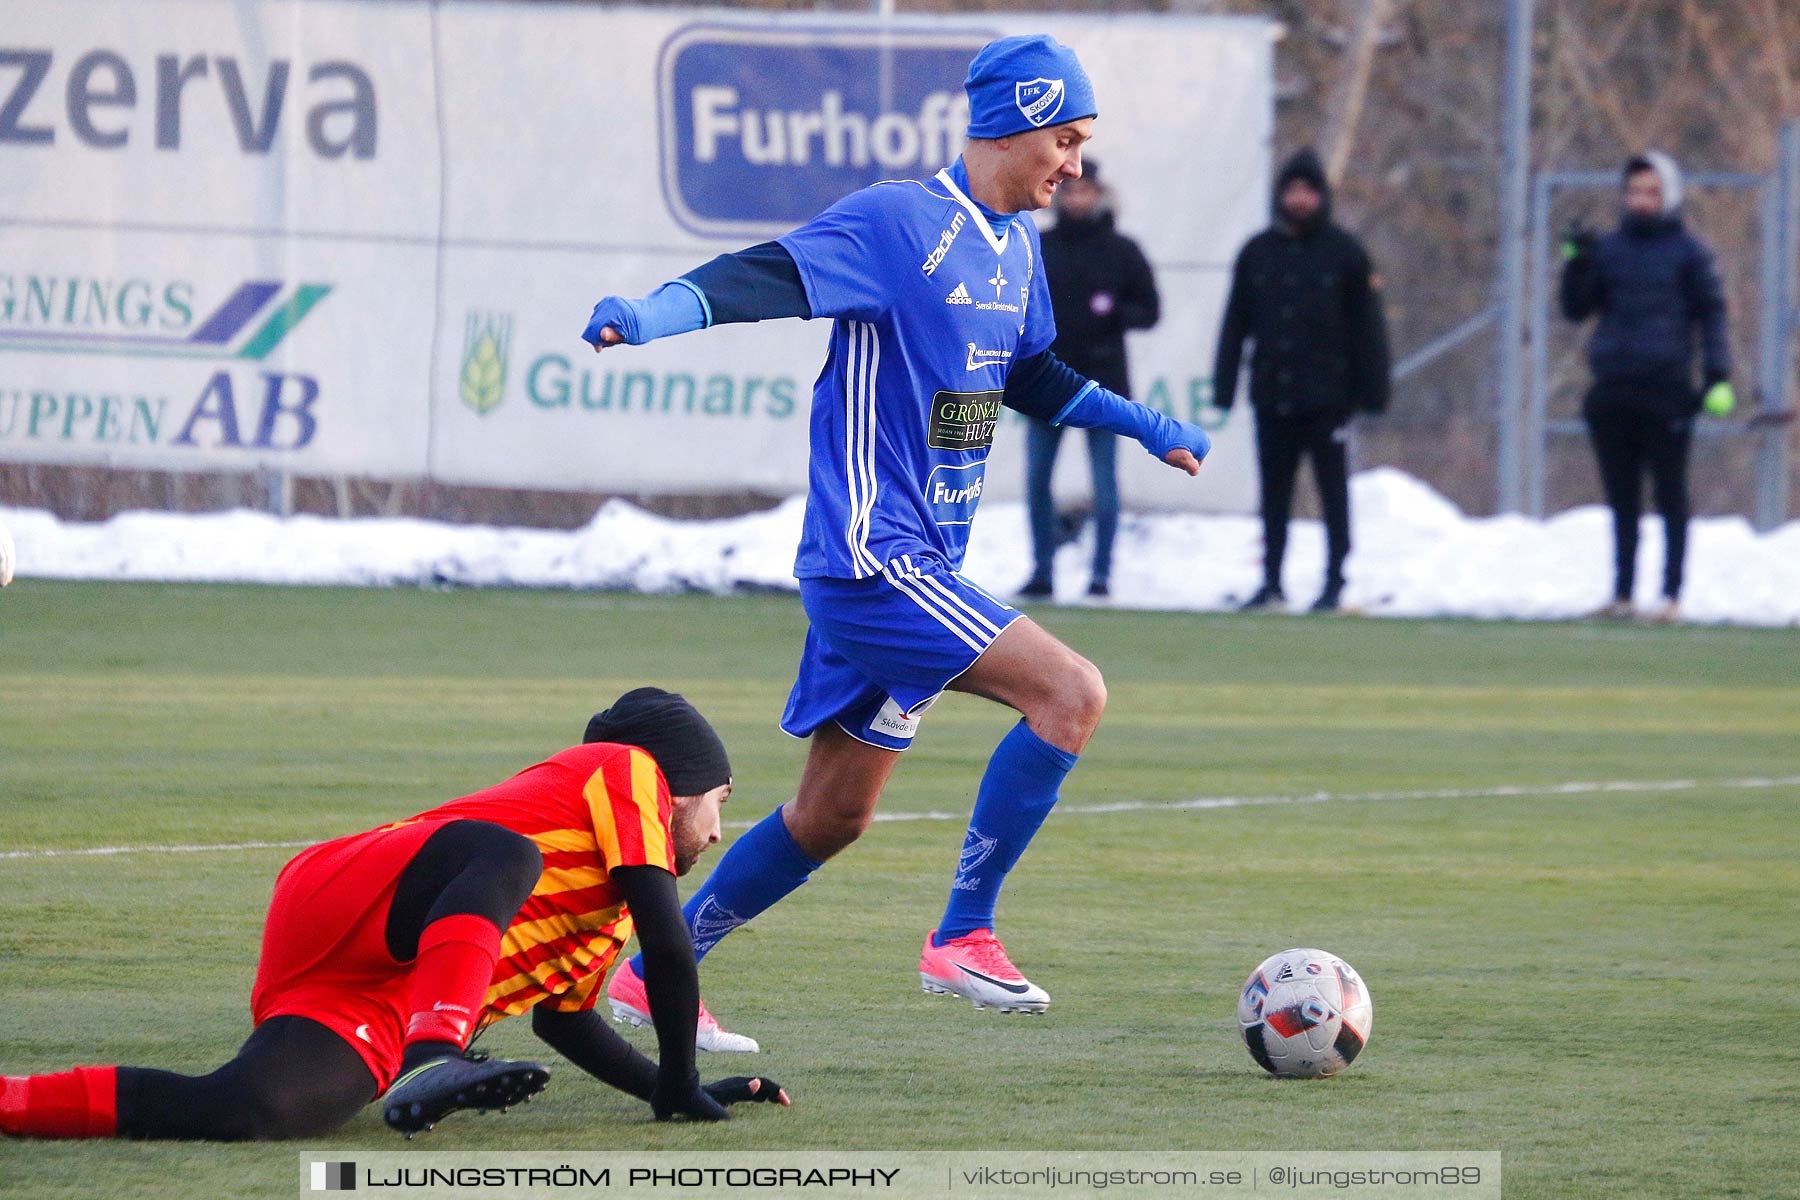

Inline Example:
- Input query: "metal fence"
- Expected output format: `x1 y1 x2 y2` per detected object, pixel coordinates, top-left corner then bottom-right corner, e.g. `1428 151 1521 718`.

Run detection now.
1517 121 1799 530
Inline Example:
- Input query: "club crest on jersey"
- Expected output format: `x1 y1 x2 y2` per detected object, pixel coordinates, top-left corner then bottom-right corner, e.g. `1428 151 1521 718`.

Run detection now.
1015 78 1066 128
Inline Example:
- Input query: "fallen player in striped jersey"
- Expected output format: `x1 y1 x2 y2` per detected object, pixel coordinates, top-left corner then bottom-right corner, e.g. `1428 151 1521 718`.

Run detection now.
0 688 788 1140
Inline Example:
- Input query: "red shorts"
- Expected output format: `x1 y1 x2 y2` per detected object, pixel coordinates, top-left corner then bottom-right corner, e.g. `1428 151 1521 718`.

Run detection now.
250 819 451 1092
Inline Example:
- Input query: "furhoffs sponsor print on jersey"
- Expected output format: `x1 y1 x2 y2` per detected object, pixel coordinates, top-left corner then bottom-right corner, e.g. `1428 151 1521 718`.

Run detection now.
658 24 987 238
925 460 987 525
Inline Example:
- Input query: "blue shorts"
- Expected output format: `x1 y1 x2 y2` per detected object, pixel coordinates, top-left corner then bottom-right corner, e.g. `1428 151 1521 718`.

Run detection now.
781 556 1023 752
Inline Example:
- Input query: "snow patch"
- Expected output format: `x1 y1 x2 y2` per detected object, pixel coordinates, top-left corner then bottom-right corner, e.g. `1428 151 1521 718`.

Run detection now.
2 471 1795 626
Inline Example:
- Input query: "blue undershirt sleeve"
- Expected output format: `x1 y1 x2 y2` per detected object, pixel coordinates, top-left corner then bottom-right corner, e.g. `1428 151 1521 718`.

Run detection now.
1001 349 1090 422
681 242 811 324
1003 350 1210 463
579 243 811 349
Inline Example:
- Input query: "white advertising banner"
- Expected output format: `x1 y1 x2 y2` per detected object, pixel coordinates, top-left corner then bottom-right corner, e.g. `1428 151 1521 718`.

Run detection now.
0 0 435 475
1 1 1272 510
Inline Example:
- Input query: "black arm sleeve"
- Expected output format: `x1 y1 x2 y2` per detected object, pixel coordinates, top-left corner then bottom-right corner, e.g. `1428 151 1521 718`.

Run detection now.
606 865 699 1089
1002 349 1092 423
680 242 812 325
1212 248 1252 410
1345 246 1392 414
532 1006 658 1102
1560 250 1603 321
1685 240 1731 384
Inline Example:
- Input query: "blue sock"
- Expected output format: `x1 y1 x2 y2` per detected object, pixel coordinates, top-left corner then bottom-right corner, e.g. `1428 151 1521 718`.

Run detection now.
936 720 1080 943
627 806 822 976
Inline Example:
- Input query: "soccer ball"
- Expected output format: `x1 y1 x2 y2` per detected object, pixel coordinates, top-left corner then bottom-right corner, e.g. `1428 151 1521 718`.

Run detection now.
1237 948 1372 1078
0 514 13 587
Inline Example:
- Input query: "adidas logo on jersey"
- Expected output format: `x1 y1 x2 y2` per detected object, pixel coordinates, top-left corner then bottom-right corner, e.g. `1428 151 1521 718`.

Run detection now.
945 282 973 305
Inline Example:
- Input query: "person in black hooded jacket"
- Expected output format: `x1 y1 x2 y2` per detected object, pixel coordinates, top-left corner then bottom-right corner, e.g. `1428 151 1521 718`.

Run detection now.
1561 151 1732 623
1212 148 1390 613
1019 160 1161 600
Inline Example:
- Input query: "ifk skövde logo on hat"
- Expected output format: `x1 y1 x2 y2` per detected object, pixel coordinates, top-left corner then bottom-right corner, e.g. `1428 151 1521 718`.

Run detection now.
1014 77 1065 128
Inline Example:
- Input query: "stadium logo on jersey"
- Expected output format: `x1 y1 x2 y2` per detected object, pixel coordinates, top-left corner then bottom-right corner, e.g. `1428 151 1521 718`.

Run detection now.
458 311 512 416
658 25 985 237
925 460 988 525
965 344 1012 372
1014 77 1066 128
922 212 966 276
928 389 1002 452
945 281 974 306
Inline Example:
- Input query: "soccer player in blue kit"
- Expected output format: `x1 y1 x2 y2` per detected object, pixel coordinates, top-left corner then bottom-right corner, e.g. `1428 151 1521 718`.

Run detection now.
581 36 1211 1041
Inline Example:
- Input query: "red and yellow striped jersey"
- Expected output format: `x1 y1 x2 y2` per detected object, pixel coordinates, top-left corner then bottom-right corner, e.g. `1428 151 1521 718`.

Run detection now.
406 741 675 1029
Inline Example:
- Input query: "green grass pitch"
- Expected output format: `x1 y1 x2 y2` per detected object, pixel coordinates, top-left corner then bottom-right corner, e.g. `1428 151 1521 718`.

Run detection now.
1 581 1796 1198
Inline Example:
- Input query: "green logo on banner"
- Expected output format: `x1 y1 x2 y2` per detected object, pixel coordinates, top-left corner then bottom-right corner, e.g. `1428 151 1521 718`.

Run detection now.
459 312 512 416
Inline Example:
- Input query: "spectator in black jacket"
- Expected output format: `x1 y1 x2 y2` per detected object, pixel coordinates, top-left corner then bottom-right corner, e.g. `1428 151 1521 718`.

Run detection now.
1212 148 1390 613
1018 160 1160 600
1561 151 1732 623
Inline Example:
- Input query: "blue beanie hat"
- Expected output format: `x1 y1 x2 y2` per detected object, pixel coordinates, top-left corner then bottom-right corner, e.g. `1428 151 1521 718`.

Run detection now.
964 35 1097 140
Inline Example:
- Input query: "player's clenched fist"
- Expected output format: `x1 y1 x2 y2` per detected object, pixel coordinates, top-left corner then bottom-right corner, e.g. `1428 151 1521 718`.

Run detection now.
582 297 641 349
582 282 711 351
1155 424 1211 476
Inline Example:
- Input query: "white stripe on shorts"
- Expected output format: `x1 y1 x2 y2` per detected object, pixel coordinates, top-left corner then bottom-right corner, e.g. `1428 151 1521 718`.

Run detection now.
882 562 988 653
882 560 995 651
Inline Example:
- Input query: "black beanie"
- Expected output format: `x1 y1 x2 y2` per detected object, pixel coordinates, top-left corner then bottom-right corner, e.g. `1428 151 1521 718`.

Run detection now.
583 687 732 796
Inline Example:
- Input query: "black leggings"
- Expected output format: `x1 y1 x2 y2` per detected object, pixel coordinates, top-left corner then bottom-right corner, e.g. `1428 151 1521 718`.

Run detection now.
116 1016 376 1141
1256 410 1351 587
116 820 541 1140
1586 401 1693 600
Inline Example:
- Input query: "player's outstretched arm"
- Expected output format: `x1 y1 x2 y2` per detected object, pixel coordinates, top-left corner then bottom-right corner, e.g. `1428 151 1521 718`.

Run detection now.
529 1007 791 1113
531 1005 661 1100
1002 350 1211 476
605 864 721 1119
599 865 791 1119
581 243 812 352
